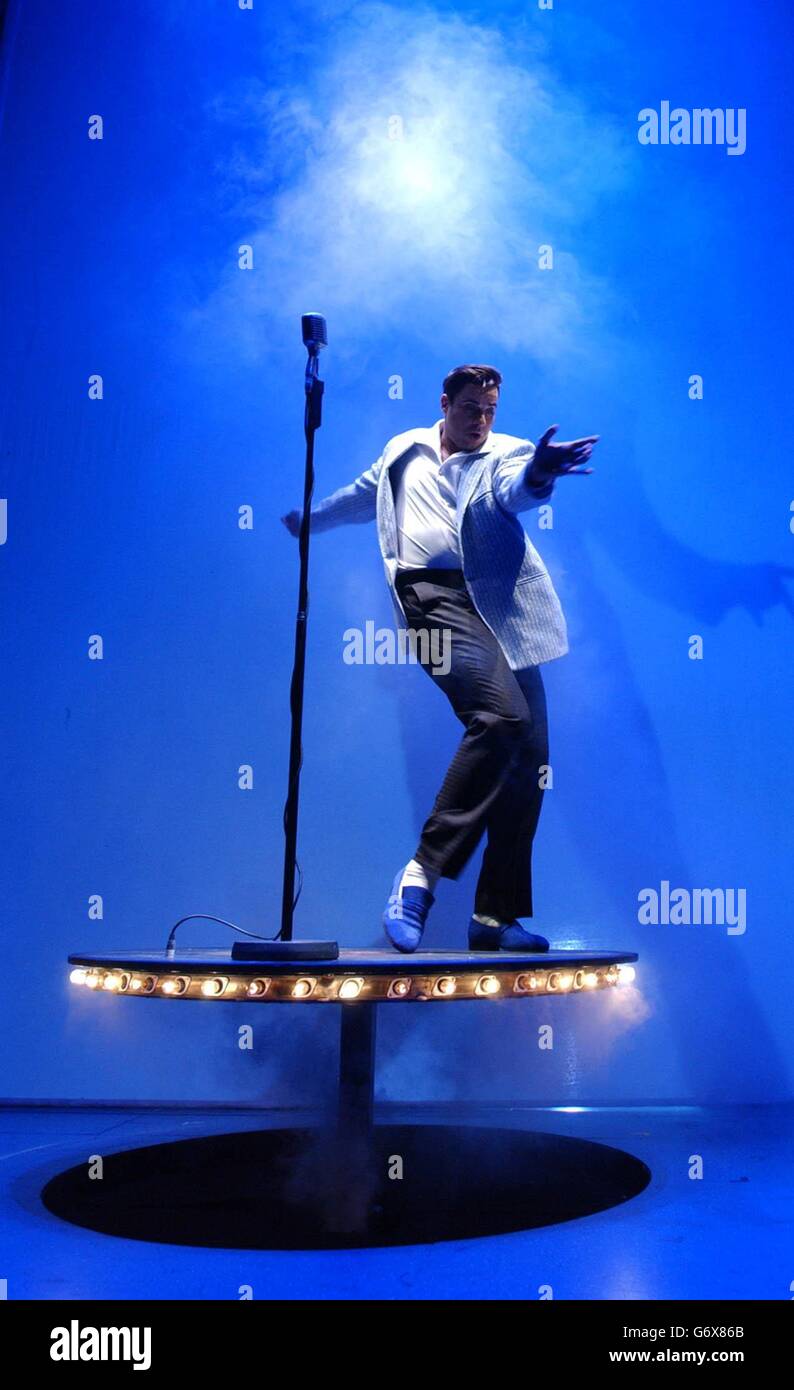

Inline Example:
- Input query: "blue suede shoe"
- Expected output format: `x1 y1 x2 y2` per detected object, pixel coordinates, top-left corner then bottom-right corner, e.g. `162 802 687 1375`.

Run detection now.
468 917 550 952
383 867 434 953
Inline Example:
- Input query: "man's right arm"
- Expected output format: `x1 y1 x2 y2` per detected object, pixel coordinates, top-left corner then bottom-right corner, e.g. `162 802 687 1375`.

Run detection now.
282 450 385 535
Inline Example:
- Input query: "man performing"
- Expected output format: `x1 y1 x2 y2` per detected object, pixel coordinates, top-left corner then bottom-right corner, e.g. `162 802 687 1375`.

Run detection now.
282 365 598 955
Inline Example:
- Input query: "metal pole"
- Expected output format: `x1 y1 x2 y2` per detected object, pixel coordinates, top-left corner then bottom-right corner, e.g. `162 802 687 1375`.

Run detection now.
280 365 324 940
337 1002 377 1134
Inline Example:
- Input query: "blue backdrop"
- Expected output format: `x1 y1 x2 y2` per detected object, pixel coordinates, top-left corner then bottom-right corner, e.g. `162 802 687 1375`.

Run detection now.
1 0 792 1105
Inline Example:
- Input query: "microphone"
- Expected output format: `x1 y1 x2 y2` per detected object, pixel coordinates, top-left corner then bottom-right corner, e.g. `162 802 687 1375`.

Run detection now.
301 313 327 353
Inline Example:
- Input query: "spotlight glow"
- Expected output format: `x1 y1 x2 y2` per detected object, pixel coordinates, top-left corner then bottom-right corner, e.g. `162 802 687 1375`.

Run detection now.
390 145 437 200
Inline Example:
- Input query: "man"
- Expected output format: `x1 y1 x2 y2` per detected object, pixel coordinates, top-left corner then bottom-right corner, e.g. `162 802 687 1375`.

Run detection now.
282 364 598 954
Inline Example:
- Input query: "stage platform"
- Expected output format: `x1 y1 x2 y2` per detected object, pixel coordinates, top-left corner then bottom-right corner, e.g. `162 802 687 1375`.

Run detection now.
55 943 645 1247
67 946 639 1004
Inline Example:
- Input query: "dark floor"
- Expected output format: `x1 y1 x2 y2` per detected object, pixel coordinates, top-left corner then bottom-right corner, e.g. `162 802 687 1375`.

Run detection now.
0 1103 790 1300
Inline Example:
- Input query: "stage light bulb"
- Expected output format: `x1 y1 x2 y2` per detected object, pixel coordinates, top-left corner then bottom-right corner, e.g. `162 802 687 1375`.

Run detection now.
583 972 599 989
436 977 456 996
558 972 573 991
201 978 225 997
163 978 189 996
69 968 86 986
248 979 269 997
390 979 410 997
292 979 314 998
478 975 500 996
514 973 547 995
618 964 636 984
339 978 363 999
130 977 143 991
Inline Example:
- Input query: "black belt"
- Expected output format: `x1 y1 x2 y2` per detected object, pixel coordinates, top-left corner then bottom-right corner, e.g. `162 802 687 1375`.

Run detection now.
395 567 466 589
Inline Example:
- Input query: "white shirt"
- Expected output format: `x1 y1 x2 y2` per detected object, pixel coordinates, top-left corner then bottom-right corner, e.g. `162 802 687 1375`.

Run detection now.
392 421 471 569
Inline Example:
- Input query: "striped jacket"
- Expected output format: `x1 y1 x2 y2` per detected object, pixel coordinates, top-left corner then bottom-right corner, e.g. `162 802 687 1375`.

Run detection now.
309 420 569 669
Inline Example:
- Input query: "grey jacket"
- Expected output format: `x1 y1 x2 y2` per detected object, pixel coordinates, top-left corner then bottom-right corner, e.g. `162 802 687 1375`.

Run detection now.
309 420 569 669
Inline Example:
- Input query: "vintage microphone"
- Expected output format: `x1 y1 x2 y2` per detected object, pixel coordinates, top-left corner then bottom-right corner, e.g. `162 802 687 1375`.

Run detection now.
231 314 339 962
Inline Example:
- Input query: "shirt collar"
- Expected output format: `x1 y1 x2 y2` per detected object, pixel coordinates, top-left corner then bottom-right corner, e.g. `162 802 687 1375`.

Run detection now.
428 419 497 461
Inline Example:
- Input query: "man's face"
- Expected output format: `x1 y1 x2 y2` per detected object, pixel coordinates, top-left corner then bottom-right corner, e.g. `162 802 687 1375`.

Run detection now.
441 384 499 453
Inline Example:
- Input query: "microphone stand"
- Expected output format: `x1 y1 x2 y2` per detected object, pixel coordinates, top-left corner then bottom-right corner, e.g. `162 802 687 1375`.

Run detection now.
279 339 323 941
233 317 338 963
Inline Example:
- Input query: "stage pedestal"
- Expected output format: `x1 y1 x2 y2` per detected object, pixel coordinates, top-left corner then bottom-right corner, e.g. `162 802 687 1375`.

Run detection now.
338 1000 377 1134
46 947 649 1248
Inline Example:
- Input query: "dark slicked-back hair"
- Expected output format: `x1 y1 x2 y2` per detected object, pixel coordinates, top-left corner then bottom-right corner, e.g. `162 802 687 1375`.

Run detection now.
442 363 503 402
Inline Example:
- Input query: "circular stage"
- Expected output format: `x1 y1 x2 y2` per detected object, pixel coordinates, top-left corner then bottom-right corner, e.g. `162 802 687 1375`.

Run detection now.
67 946 638 1004
58 945 644 1248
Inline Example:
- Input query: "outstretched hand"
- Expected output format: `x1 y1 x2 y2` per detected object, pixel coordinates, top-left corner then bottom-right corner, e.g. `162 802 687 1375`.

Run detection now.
528 425 599 486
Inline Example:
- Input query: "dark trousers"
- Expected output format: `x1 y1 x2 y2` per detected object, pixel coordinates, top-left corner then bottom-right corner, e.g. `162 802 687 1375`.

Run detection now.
395 568 549 922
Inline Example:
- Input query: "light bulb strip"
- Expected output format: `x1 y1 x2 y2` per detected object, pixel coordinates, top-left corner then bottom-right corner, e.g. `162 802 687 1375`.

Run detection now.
68 963 631 1003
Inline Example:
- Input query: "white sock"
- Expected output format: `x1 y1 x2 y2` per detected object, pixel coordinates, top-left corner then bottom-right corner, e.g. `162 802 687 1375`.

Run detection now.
400 858 438 894
472 913 505 928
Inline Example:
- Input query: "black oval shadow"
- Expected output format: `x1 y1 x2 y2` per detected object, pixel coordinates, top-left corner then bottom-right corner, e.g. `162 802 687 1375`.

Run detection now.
41 1125 651 1250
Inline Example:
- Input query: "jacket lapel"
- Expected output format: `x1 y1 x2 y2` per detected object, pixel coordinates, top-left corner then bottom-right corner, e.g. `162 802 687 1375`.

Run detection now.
458 455 490 516
379 423 496 553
